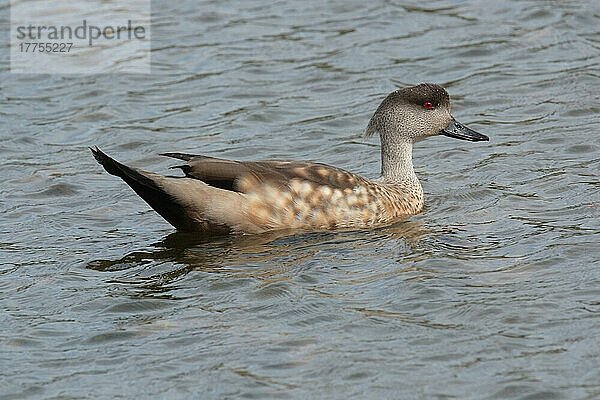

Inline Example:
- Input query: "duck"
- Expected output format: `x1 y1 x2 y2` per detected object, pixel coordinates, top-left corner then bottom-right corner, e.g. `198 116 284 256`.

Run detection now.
91 83 489 234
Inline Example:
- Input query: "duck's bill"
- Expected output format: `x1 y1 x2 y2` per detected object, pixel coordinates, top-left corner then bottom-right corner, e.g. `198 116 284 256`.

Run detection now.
441 118 489 142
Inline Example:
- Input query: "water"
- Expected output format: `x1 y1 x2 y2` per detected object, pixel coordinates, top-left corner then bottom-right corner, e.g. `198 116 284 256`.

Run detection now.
1 0 599 398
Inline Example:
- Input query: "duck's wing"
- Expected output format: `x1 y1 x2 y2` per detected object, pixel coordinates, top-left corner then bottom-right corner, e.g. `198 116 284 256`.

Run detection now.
160 152 369 193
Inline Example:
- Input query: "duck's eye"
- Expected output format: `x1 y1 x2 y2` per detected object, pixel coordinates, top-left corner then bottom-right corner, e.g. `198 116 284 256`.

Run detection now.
423 101 434 110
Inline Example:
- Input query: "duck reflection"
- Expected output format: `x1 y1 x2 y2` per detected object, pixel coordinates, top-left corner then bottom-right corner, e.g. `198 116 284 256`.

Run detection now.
87 219 428 293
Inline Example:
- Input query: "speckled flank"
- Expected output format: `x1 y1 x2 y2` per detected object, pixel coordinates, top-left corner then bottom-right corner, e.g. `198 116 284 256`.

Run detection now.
242 174 423 232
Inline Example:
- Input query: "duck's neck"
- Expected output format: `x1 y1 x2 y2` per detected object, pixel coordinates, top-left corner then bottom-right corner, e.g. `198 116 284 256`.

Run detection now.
380 139 421 190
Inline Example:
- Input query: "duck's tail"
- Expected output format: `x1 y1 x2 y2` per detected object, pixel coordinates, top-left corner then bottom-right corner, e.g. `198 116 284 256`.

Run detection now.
90 147 233 233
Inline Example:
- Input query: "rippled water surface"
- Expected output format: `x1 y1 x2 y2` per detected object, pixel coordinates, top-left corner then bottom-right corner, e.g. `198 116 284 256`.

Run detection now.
1 1 599 398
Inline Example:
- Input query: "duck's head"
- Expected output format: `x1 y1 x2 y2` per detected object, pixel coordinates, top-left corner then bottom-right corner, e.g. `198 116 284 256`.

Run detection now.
365 83 489 143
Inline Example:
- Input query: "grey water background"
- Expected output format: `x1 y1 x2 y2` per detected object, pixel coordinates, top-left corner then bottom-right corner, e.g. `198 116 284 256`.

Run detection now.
1 0 599 398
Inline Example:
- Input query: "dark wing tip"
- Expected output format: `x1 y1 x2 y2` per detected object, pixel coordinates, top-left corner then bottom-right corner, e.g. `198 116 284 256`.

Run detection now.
90 146 108 165
159 152 194 161
89 146 129 177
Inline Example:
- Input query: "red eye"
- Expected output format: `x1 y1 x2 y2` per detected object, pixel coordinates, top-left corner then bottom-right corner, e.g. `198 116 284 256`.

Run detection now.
423 101 434 109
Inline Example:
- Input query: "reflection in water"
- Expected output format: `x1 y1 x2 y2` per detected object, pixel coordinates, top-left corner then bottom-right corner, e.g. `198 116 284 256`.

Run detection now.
87 220 428 291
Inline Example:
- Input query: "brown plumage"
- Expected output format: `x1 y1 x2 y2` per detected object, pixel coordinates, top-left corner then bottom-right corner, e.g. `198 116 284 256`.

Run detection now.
91 83 488 234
